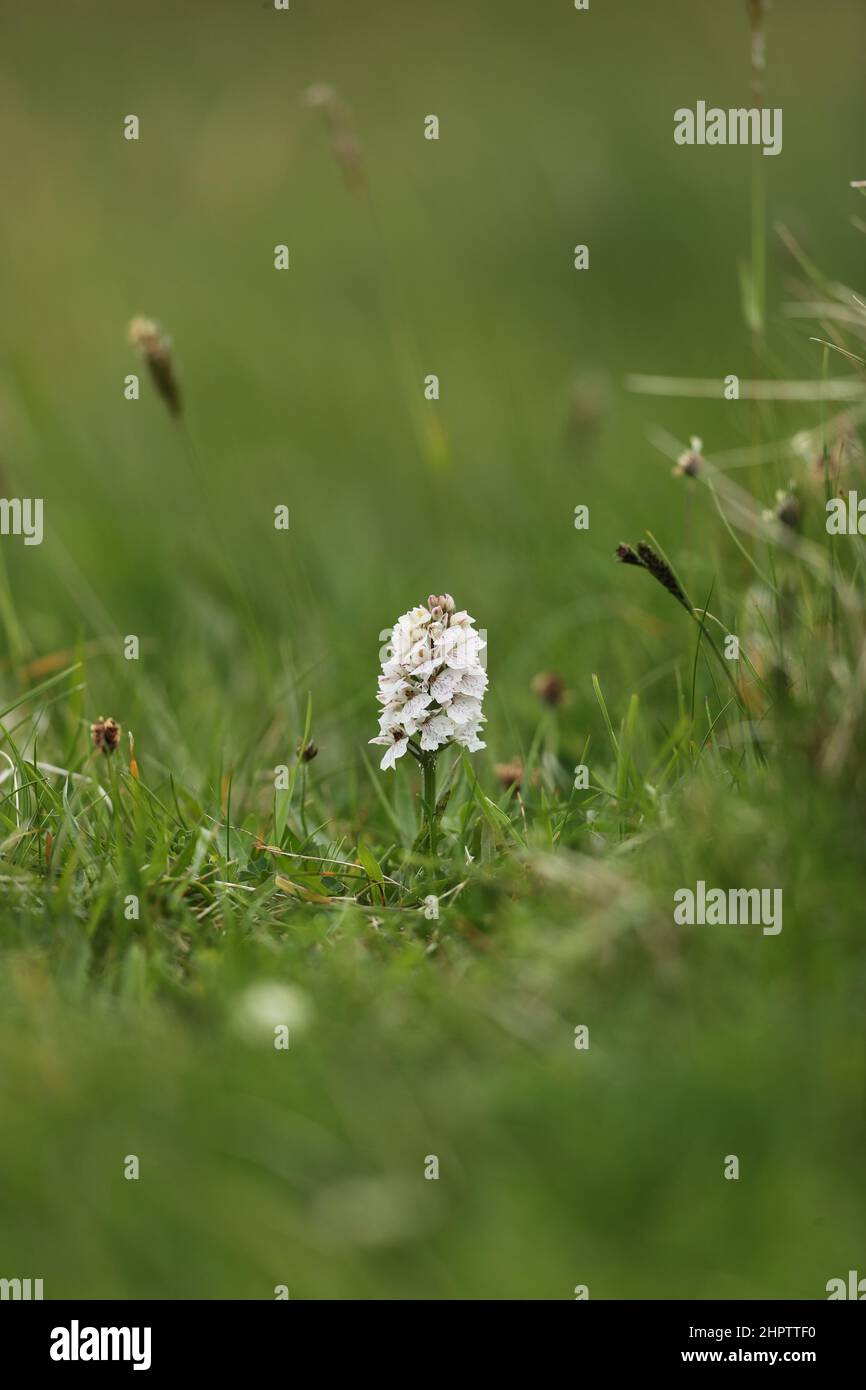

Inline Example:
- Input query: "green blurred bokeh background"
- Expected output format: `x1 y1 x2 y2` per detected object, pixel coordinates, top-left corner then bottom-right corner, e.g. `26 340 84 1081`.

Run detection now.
1 0 863 750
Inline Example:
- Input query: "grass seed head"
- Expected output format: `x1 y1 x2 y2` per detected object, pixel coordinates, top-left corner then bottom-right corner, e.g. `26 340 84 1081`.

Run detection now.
617 540 693 612
673 436 704 478
91 716 121 755
532 671 567 707
615 542 644 568
766 487 802 530
128 316 182 417
303 83 366 194
635 542 692 612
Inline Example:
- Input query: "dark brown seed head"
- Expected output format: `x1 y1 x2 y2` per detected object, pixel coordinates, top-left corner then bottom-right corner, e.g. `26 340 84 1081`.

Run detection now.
635 542 692 612
128 316 182 417
532 671 567 708
615 542 644 568
771 489 801 530
91 716 121 755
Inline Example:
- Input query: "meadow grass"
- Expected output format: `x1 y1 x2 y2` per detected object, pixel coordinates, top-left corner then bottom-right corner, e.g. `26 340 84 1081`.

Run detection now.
0 0 865 1299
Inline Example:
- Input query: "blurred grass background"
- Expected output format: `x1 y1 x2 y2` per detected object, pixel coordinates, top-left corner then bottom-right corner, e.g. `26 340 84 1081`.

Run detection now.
0 0 865 1299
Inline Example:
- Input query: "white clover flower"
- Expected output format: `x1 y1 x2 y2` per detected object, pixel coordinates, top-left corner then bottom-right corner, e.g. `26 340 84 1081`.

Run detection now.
370 593 487 770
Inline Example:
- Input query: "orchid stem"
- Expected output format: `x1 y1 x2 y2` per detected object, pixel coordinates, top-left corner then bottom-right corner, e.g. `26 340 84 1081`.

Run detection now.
422 754 438 858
